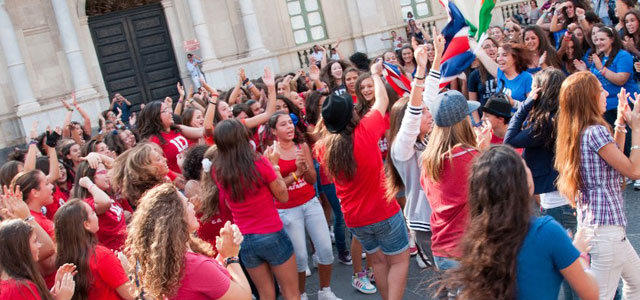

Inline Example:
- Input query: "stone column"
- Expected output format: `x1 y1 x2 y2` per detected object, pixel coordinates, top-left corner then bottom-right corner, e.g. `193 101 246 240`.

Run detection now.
238 0 268 56
186 0 218 62
51 0 96 97
0 0 39 115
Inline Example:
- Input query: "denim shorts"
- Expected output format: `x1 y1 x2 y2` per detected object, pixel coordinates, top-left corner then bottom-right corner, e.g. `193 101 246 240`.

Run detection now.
349 210 409 255
239 228 294 268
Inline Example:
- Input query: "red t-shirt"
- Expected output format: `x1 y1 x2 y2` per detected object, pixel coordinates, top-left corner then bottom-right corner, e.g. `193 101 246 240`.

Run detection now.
275 158 316 209
88 245 129 300
421 146 478 258
197 198 233 247
490 132 523 155
216 156 283 234
85 197 127 251
150 131 190 174
169 252 231 300
45 185 69 220
0 279 42 300
318 110 400 227
31 209 54 240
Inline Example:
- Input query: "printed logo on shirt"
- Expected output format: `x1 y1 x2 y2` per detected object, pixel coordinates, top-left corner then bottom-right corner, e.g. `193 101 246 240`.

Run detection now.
169 136 189 153
109 200 124 222
210 217 223 225
378 137 388 152
288 178 307 191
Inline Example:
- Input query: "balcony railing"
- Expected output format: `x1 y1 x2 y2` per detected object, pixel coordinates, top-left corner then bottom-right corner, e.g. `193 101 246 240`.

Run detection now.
295 0 529 69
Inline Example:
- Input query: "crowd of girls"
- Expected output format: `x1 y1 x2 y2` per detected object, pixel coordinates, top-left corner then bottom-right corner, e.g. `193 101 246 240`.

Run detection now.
5 2 640 299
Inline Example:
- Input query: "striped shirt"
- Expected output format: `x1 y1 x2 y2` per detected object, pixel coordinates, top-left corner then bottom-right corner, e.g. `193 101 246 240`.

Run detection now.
578 125 626 227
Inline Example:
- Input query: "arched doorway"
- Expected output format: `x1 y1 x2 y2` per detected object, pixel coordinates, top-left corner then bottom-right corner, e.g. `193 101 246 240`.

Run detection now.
87 0 181 109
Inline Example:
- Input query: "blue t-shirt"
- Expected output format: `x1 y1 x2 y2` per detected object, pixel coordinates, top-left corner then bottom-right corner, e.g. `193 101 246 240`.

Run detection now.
553 29 567 49
496 69 533 110
516 216 580 300
588 49 639 111
113 102 131 127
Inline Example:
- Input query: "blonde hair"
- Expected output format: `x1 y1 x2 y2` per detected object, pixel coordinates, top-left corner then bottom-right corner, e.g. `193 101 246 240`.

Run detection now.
421 120 477 182
555 71 609 205
109 143 164 205
125 183 213 299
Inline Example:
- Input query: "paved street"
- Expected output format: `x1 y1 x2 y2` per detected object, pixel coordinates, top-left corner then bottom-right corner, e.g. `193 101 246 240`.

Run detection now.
299 185 640 300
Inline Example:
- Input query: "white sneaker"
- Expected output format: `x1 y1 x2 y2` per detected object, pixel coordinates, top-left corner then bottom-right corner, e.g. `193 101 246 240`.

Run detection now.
634 180 640 190
352 272 377 294
300 292 309 300
318 287 343 300
312 253 319 269
305 267 311 277
416 253 428 269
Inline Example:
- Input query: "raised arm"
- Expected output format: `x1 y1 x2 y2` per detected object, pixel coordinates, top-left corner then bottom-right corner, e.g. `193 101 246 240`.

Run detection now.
60 100 74 138
203 91 219 137
73 93 92 137
178 125 205 139
370 60 389 114
174 82 186 115
598 92 640 179
243 67 277 129
470 38 498 78
23 122 39 172
78 177 112 215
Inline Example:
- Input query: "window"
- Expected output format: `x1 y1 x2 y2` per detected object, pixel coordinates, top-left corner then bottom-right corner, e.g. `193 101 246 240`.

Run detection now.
287 0 327 45
401 0 431 19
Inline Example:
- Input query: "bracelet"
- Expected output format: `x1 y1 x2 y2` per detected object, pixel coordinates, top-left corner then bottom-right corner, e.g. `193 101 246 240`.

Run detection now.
412 81 425 88
242 78 250 85
273 165 281 172
28 139 38 146
291 171 299 182
579 252 591 265
210 93 220 98
615 125 628 133
414 74 426 80
24 215 34 223
600 67 607 76
66 107 74 112
631 145 640 151
247 82 255 89
87 183 96 191
224 256 240 267
208 100 217 106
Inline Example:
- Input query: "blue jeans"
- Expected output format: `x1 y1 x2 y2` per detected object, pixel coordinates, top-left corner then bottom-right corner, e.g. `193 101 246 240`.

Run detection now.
240 229 294 268
433 256 459 271
278 197 334 272
320 183 347 252
349 211 409 255
542 204 578 300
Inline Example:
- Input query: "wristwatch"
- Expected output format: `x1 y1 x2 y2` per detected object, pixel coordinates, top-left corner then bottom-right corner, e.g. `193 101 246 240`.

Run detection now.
224 256 240 267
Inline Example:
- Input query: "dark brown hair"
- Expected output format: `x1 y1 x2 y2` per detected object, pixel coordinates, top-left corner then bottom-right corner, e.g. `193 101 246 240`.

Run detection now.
0 219 54 300
526 68 566 148
137 101 180 144
212 119 260 201
11 170 45 203
500 43 531 74
54 199 98 300
384 97 410 200
523 25 562 69
437 145 532 299
316 111 361 181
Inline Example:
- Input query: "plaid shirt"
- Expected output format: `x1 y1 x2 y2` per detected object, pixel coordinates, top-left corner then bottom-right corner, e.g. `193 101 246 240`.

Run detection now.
578 125 627 227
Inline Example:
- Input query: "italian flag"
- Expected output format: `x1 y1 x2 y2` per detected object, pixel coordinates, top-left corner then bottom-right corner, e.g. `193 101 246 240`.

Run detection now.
439 0 496 40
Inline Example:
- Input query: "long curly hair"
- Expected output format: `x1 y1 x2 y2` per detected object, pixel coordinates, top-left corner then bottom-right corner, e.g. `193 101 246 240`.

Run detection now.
437 145 532 299
320 60 350 91
125 183 213 299
315 111 361 181
199 145 220 222
212 119 260 202
525 68 566 149
555 71 608 205
54 200 98 300
500 43 531 74
0 219 54 300
109 143 165 205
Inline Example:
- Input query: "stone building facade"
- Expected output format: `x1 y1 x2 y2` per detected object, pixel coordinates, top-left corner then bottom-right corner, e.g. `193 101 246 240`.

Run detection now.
0 0 525 151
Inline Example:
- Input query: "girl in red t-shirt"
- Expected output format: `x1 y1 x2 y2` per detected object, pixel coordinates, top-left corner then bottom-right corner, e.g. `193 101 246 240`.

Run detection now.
126 183 251 300
54 200 134 300
0 219 75 300
71 162 127 251
266 112 341 299
137 101 205 175
13 170 56 240
204 117 298 300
